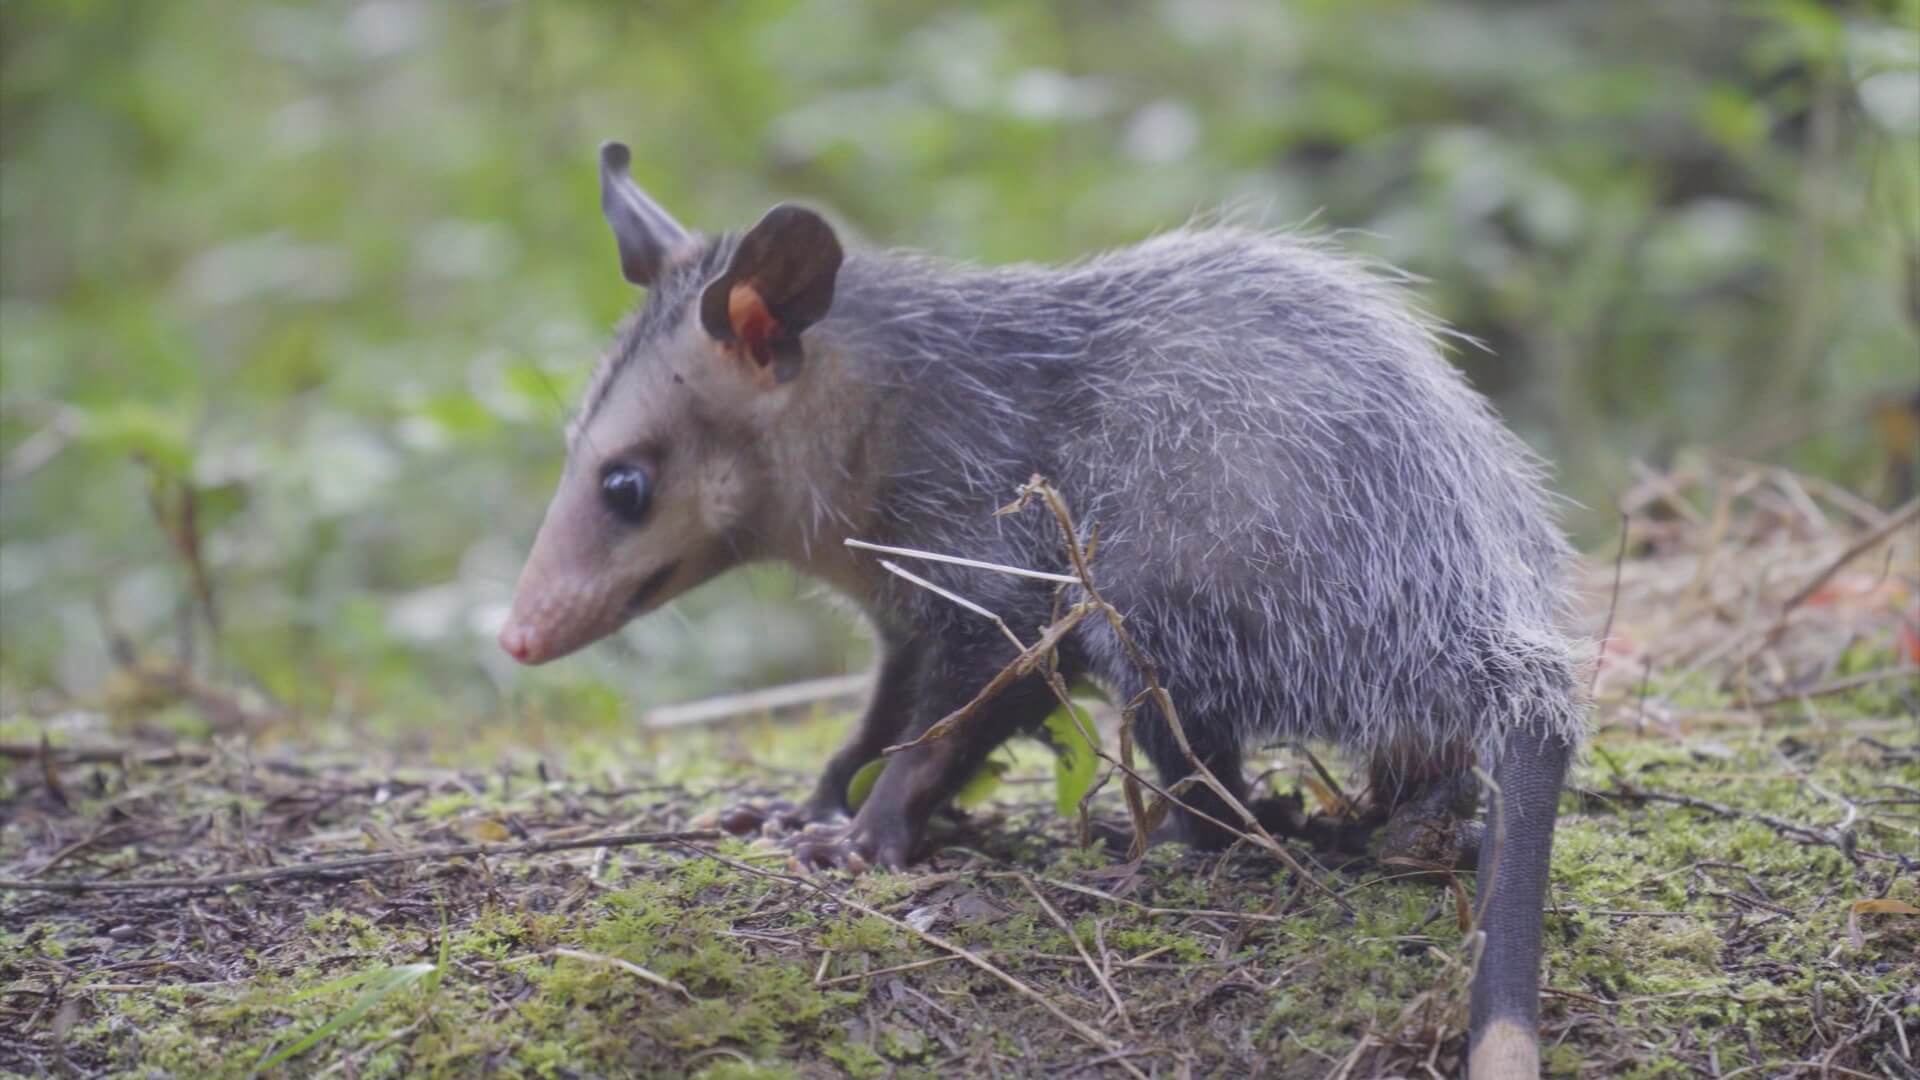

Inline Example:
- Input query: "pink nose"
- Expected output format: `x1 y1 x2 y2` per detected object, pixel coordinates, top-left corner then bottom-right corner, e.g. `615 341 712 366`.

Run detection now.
499 623 540 664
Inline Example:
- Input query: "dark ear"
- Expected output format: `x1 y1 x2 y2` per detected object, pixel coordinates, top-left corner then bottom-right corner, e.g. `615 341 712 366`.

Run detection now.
699 204 842 382
599 141 692 286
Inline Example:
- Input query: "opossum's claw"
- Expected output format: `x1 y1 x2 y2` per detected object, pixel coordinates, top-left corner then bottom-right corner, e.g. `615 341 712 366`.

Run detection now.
785 818 914 875
787 822 869 874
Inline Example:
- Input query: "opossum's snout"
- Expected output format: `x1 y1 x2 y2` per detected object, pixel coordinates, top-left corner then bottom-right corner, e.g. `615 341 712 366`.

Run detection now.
498 576 613 664
499 563 636 666
499 555 686 665
498 623 538 664
498 467 690 665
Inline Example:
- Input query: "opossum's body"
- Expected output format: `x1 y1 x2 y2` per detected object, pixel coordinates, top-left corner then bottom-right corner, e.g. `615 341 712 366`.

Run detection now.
820 232 1584 761
501 144 1587 1078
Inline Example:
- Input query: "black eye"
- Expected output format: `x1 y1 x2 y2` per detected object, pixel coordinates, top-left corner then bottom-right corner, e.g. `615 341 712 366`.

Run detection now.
599 464 652 524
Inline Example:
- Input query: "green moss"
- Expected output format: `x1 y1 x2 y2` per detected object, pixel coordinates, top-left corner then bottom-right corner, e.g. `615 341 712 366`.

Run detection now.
817 914 902 955
418 792 476 819
693 1062 805 1080
1106 922 1211 964
14 668 1913 1078
824 1038 889 1078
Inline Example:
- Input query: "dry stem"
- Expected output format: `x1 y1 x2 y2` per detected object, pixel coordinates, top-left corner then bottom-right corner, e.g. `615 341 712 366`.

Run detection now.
0 830 720 893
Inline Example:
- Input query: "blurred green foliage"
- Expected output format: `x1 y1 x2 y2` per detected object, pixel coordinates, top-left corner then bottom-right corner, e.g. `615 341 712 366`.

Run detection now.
2 1 1916 730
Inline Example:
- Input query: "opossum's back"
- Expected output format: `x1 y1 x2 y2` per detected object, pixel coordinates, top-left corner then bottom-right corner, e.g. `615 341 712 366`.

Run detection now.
1065 230 1583 752
1070 229 1545 558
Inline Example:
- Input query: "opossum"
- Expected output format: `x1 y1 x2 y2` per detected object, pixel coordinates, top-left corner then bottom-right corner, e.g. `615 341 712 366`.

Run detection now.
499 141 1587 1078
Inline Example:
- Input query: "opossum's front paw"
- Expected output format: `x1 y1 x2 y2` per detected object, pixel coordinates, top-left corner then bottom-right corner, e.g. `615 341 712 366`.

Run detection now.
785 818 916 875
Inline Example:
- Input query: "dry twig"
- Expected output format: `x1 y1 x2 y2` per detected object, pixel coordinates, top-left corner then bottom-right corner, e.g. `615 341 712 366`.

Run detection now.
0 742 217 766
0 830 720 893
1590 786 1894 862
1015 874 1131 1030
1778 496 1920 614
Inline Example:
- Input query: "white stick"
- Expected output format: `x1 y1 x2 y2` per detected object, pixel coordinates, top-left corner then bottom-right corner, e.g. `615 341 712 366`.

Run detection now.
642 673 872 730
878 560 1028 653
844 537 1081 584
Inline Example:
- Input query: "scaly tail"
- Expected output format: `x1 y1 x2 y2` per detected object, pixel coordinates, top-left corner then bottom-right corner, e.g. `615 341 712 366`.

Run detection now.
1468 726 1571 1079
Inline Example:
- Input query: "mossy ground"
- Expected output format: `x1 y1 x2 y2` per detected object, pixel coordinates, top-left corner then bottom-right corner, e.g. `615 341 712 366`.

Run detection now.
4 688 1913 1079
4 504 1917 1078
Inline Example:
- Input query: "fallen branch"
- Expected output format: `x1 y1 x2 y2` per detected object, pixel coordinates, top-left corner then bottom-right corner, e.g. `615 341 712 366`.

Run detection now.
1745 666 1919 709
0 829 721 893
1019 479 1351 912
843 537 1081 583
0 741 217 766
814 954 966 987
1778 496 1920 614
1565 909 1749 920
1718 495 1920 681
1591 510 1630 699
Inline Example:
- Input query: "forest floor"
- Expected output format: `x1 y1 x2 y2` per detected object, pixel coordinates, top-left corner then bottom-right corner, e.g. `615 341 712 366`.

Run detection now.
4 467 1918 1079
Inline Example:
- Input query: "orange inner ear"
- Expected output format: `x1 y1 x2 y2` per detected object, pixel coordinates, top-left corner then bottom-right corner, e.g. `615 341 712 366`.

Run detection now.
727 282 780 368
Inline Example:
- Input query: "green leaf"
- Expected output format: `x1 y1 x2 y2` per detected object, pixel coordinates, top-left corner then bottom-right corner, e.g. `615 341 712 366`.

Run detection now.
254 962 436 1072
846 759 886 810
76 401 194 477
424 902 451 999
1042 702 1101 818
953 756 1008 809
850 754 1004 811
851 748 1011 812
278 963 406 1005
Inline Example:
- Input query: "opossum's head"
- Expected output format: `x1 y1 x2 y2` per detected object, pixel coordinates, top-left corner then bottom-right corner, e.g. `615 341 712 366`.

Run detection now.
498 142 843 665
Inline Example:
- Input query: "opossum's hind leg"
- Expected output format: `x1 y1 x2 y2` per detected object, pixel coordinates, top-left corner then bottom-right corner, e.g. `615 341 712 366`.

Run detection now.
1468 726 1571 1080
1118 685 1302 851
1368 744 1483 870
1375 772 1484 870
1366 745 1476 819
714 641 923 838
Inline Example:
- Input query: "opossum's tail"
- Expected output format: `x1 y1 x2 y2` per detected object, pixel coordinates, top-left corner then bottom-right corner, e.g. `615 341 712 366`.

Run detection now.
1467 725 1571 1079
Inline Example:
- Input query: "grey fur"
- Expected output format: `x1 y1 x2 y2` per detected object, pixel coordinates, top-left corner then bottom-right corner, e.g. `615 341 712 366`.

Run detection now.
578 224 1589 768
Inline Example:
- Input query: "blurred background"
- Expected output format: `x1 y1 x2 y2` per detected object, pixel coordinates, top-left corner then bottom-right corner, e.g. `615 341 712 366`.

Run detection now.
3 0 1916 747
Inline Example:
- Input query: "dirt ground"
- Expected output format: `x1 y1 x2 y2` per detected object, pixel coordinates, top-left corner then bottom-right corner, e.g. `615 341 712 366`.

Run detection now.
4 466 1917 1079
